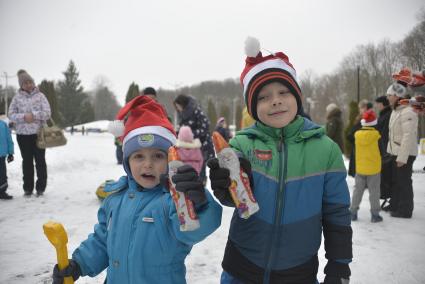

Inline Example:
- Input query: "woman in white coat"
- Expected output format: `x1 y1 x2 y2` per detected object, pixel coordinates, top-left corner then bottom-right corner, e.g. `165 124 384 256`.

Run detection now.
386 82 418 218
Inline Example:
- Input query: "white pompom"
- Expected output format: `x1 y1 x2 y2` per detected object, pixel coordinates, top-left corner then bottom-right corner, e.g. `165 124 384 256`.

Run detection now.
244 36 261 57
108 120 125 137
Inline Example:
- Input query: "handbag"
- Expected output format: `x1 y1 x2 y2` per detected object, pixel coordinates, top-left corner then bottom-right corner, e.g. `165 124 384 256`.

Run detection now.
36 119 67 149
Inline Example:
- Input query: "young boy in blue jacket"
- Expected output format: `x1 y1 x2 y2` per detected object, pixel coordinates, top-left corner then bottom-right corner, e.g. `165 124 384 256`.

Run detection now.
208 37 352 284
0 113 14 200
52 96 222 284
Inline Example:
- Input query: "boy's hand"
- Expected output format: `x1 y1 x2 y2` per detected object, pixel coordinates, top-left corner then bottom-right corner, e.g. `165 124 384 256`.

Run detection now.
7 155 14 163
207 157 254 207
323 261 350 284
321 276 350 284
172 164 207 207
206 158 233 207
52 259 81 284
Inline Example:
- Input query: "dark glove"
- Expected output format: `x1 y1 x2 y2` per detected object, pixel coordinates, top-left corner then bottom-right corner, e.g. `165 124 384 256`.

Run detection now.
322 261 350 284
321 276 350 284
207 157 253 207
171 164 207 208
52 259 81 284
7 155 14 163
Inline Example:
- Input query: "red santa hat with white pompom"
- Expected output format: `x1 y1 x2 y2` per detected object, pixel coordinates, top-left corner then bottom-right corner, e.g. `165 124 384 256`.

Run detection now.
108 96 176 154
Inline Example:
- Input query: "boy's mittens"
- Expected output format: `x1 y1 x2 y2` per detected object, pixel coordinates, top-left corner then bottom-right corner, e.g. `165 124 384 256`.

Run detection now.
323 261 350 284
52 259 81 284
7 155 14 163
207 158 234 207
321 276 350 284
172 164 207 207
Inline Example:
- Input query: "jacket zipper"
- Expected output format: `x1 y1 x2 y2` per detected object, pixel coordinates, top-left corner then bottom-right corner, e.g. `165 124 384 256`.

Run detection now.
263 131 287 283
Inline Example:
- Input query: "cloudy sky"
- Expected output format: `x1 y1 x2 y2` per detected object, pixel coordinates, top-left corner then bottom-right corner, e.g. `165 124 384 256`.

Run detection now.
1 0 423 104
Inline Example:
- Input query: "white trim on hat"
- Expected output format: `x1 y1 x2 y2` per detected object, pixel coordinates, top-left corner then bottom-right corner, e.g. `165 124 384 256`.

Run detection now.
361 118 378 127
242 58 297 97
123 126 177 146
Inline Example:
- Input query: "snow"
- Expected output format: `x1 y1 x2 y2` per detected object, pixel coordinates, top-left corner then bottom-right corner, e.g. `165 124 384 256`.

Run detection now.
1 132 425 284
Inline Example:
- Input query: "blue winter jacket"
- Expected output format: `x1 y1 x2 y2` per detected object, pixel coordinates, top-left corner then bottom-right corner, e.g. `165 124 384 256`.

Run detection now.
72 176 222 284
0 120 14 157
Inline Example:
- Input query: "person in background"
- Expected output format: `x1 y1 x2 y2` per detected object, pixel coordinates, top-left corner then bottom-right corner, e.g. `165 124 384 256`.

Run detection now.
325 103 344 152
0 111 14 200
350 109 383 223
52 96 222 283
173 94 215 184
176 125 203 175
374 96 392 209
386 82 418 218
347 99 372 177
8 69 51 197
241 106 255 129
208 37 352 284
114 137 123 165
215 117 232 142
141 86 158 101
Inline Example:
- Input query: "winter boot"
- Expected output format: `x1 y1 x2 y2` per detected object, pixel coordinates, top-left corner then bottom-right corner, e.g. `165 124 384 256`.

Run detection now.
351 211 358 221
371 214 383 223
0 192 13 200
390 211 412 219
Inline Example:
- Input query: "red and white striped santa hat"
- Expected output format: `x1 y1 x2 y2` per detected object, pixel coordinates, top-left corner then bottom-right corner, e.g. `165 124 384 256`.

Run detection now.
240 37 303 120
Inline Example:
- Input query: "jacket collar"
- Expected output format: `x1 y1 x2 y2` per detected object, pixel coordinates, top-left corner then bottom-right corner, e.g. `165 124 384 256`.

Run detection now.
238 115 324 143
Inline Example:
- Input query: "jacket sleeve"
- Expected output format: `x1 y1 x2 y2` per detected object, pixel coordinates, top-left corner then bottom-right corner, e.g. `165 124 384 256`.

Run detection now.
72 200 110 277
33 93 51 121
168 191 222 246
322 143 353 279
8 96 25 123
396 109 418 164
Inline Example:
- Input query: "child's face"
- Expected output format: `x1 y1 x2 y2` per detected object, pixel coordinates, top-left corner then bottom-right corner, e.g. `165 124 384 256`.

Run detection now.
22 80 35 93
129 148 168 188
256 82 297 128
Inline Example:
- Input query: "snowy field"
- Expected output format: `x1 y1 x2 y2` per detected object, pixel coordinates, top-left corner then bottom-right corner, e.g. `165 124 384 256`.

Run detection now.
1 132 424 284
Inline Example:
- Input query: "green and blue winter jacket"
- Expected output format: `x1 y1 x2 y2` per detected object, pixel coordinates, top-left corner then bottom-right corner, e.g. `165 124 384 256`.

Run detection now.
223 116 352 284
72 176 222 284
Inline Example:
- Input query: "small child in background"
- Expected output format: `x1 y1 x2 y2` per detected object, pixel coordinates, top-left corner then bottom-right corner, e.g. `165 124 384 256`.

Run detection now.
0 111 14 200
176 125 203 175
350 109 383 223
214 117 232 142
52 96 222 283
114 137 123 164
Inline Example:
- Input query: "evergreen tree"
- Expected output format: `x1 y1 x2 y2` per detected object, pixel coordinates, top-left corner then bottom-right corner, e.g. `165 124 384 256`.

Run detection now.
219 102 231 127
93 86 121 120
343 101 359 156
57 60 89 127
79 99 95 124
38 80 61 124
235 104 243 131
0 85 16 114
125 82 140 103
207 97 217 132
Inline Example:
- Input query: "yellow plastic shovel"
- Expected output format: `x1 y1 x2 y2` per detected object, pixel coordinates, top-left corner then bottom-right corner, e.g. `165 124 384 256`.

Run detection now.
43 221 74 284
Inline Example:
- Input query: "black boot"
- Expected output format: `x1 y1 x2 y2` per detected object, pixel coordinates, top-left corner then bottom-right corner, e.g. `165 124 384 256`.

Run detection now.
0 192 13 200
390 211 412 218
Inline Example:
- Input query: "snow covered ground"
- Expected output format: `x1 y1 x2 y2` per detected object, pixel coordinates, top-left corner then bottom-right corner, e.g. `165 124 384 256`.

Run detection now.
1 132 424 284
